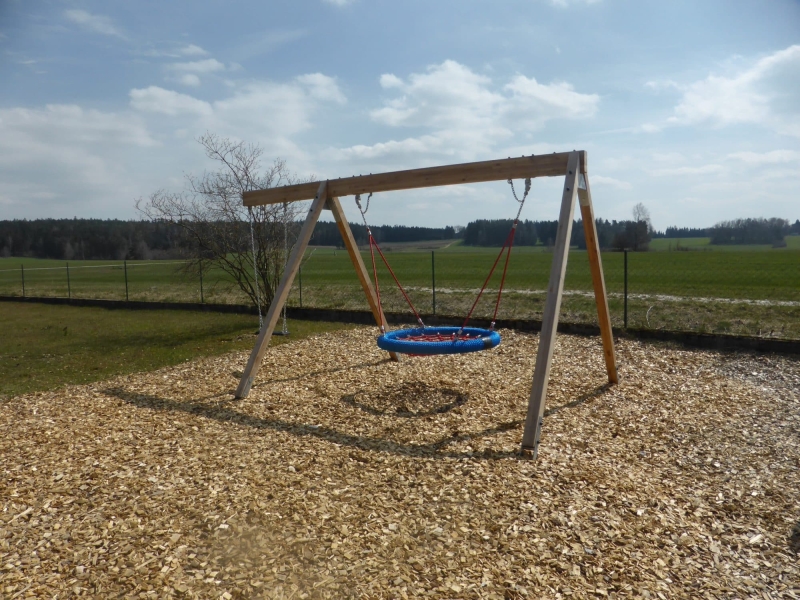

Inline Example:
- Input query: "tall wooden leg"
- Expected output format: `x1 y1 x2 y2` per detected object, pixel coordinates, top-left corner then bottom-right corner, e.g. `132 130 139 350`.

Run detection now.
520 152 580 458
327 196 400 362
235 182 329 398
578 173 618 384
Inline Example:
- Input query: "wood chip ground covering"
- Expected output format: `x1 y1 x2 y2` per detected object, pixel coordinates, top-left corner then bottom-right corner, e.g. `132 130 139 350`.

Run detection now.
1 328 798 599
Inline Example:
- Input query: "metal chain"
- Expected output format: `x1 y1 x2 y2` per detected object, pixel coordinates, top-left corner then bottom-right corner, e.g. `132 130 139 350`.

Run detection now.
248 207 263 328
507 178 532 223
354 192 373 228
281 203 289 335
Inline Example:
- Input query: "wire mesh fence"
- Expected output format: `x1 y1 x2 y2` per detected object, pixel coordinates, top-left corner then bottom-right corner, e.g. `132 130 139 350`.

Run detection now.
1 246 798 340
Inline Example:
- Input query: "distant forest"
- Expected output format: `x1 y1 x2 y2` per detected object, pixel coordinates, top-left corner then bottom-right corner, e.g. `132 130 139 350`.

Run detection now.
0 216 798 260
463 218 649 250
464 217 800 249
657 218 800 243
309 222 457 247
0 219 186 261
0 219 456 260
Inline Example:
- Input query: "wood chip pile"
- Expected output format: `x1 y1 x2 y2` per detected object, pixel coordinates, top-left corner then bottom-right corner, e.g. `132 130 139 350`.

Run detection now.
1 327 798 599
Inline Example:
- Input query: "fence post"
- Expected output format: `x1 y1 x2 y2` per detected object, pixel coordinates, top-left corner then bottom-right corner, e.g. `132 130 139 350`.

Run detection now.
124 260 129 301
298 265 303 308
21 264 25 297
66 262 71 299
431 250 436 315
623 249 628 329
199 261 204 304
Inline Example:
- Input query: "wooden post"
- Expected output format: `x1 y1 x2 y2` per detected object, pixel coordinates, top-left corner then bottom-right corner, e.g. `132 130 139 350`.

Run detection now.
578 174 618 384
124 260 129 301
66 262 71 299
327 196 399 362
520 152 581 458
235 181 329 398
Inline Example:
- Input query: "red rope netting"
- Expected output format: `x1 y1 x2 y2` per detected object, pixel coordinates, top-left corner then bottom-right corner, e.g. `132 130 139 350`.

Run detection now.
398 330 484 342
356 187 526 341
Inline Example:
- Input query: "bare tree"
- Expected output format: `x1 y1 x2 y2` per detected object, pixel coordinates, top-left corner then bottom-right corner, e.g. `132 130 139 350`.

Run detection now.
136 133 307 313
631 202 653 251
632 202 652 231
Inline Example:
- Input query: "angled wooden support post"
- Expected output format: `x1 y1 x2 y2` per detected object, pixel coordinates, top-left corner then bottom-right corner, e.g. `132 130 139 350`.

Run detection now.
327 196 400 362
520 152 581 458
235 181 329 399
578 173 618 384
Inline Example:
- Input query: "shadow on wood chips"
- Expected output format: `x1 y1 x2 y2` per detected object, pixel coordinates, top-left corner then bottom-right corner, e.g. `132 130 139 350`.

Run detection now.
104 382 611 461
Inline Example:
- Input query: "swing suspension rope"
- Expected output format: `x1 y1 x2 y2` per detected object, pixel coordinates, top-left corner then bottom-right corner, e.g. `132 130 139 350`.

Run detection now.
459 177 531 333
355 177 532 351
248 207 263 329
356 193 425 331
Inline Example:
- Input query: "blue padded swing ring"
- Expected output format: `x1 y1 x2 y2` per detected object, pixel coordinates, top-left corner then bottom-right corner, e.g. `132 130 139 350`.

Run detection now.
377 326 501 355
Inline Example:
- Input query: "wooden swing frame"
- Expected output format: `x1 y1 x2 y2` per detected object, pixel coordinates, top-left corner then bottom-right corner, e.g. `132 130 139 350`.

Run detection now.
235 151 618 458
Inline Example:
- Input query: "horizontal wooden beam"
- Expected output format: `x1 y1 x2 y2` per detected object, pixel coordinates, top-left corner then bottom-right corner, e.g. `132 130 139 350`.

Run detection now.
243 151 587 206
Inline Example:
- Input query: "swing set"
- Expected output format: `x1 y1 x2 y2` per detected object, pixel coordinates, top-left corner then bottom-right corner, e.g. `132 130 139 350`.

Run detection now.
235 151 618 458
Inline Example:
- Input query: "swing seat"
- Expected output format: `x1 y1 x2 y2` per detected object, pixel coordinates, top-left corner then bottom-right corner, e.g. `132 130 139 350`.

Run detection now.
377 326 501 355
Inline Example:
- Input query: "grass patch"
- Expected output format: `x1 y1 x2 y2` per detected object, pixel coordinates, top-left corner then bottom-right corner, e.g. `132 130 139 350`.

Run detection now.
3 247 799 340
0 302 353 400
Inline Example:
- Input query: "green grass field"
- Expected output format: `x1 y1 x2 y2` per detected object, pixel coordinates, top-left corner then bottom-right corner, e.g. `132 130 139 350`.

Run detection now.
0 258 251 304
0 302 352 400
2 241 798 339
648 235 800 251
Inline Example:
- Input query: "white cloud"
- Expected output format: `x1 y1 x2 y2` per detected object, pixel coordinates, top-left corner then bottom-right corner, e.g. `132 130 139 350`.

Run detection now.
651 164 725 176
165 58 226 86
651 152 686 163
379 74 404 89
638 123 662 133
323 0 356 6
0 105 157 217
232 30 307 61
665 45 800 137
129 87 213 116
0 69 349 218
168 59 226 74
644 80 679 92
296 73 346 104
370 61 504 131
64 9 124 38
549 0 601 6
335 136 446 161
178 74 201 87
180 44 209 57
727 150 800 164
504 75 599 126
339 60 597 166
128 75 346 160
591 175 632 190
210 79 346 145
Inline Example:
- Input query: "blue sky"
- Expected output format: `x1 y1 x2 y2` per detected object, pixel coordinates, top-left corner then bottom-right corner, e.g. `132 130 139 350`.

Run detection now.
1 0 799 230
